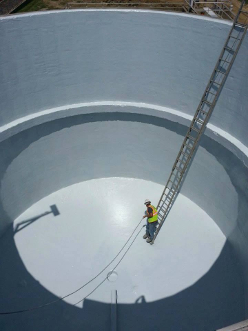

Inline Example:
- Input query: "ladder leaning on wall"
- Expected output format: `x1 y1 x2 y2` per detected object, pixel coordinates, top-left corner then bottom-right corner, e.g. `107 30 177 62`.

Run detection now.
152 0 248 245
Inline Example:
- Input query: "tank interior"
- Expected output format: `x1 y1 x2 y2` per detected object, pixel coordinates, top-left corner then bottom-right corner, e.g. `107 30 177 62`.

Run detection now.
0 10 248 331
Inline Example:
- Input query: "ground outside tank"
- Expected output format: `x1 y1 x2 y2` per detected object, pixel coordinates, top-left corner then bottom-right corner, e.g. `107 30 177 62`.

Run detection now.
0 9 247 331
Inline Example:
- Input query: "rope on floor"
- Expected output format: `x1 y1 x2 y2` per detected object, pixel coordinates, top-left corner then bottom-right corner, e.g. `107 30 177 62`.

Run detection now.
73 224 144 307
0 218 145 315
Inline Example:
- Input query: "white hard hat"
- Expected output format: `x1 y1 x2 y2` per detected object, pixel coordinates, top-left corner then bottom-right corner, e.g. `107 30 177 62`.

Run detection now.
144 199 151 205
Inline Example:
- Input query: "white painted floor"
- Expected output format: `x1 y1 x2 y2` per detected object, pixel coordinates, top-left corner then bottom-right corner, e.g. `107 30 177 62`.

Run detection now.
13 178 225 307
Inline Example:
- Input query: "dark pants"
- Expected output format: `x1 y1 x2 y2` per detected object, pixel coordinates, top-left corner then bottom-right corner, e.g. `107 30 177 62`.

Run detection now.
146 221 158 240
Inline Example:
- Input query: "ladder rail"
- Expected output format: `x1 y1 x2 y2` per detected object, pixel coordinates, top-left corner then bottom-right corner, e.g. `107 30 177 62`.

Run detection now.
156 15 247 211
153 1 248 244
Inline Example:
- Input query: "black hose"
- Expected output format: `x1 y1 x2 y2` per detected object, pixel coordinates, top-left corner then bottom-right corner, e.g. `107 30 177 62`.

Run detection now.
0 218 145 315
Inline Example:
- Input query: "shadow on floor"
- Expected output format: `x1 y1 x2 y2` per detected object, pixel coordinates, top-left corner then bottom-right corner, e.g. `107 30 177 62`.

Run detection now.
0 226 244 331
14 205 60 234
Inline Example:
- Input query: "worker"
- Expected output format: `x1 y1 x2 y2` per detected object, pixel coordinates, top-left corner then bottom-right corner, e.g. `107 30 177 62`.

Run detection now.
142 199 158 244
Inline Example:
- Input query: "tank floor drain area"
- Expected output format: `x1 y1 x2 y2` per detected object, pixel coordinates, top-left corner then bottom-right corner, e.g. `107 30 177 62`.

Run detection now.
107 271 118 282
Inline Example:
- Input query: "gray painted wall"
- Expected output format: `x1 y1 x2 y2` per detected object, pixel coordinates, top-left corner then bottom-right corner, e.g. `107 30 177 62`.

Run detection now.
0 11 247 144
0 10 247 325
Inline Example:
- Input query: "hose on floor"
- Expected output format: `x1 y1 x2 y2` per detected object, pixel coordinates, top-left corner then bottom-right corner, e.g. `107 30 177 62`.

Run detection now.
0 218 145 315
73 224 145 307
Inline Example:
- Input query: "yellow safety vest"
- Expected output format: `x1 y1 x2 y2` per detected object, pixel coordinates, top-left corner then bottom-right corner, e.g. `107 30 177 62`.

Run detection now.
147 205 158 223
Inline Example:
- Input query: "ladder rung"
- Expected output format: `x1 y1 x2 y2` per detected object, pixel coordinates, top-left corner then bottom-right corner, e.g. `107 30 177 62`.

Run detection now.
169 179 178 186
224 46 235 52
181 150 191 157
165 194 174 200
215 69 226 75
187 134 197 141
161 201 169 208
182 143 194 150
171 171 181 177
202 100 212 106
166 185 175 191
219 58 231 64
160 206 168 213
170 175 181 183
195 118 204 124
170 173 181 180
160 202 167 207
178 157 188 165
183 145 193 152
177 155 188 163
161 202 169 208
190 126 200 133
177 161 186 169
200 110 209 115
229 36 241 41
166 185 176 191
175 166 184 173
210 80 221 86
168 184 176 191
171 180 179 188
206 89 217 97
183 139 195 147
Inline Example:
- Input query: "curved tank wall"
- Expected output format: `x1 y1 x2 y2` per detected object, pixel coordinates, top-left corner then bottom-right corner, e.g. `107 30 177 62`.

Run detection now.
0 11 248 144
0 10 248 331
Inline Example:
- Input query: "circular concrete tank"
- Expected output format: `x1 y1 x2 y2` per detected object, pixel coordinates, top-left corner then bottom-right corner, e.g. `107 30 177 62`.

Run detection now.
0 10 247 331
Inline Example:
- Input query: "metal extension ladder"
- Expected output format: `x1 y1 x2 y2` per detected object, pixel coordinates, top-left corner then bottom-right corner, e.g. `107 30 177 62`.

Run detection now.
152 0 248 244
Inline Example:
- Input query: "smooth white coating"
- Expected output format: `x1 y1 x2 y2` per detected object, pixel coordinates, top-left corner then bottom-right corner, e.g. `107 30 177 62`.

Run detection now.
13 178 225 305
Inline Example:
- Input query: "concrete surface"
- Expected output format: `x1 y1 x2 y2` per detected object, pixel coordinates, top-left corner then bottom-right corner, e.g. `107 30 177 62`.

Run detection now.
0 9 247 331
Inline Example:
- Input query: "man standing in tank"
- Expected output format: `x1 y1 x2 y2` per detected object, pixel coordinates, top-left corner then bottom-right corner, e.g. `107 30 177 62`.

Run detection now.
143 199 158 244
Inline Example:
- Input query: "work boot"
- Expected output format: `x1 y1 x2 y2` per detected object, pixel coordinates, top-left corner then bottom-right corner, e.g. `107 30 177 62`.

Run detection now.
143 234 148 239
146 237 152 243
